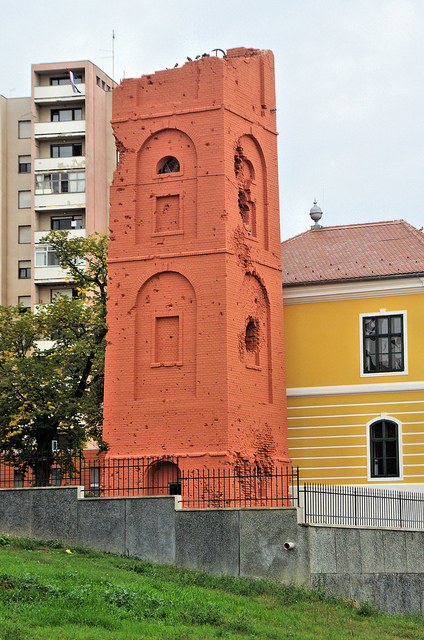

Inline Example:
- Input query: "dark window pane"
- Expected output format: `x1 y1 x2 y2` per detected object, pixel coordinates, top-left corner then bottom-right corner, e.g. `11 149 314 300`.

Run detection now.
363 314 404 373
386 458 398 476
373 423 383 439
385 423 397 439
370 420 399 478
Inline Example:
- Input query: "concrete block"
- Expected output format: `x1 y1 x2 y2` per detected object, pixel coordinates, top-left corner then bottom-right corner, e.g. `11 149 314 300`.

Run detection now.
126 496 176 564
239 508 310 584
335 528 362 574
382 530 407 573
374 574 401 614
405 531 424 573
30 487 81 544
77 498 126 554
398 574 422 615
175 509 239 575
308 526 337 574
359 529 384 573
0 489 32 537
311 573 351 600
349 574 375 607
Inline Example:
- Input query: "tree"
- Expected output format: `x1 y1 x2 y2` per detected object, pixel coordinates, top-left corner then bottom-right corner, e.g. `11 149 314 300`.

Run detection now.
0 231 108 485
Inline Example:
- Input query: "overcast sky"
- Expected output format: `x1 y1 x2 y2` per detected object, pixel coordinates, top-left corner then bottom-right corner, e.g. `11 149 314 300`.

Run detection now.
1 0 423 240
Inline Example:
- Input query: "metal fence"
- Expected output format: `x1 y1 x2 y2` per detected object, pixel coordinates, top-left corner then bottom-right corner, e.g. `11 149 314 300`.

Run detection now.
0 453 299 509
302 483 424 529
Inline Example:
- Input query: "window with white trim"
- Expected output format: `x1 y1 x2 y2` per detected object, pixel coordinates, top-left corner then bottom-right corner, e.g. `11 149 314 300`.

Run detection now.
35 172 85 195
368 418 400 479
35 245 60 267
360 311 406 376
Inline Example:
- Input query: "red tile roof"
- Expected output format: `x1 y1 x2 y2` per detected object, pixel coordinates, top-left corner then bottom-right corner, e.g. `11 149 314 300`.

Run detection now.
281 220 424 286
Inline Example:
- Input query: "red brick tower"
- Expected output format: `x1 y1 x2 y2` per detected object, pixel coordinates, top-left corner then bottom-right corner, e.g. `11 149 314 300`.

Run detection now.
103 48 289 473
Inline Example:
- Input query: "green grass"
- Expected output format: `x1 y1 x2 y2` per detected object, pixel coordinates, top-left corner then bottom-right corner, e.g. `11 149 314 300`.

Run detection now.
0 535 423 639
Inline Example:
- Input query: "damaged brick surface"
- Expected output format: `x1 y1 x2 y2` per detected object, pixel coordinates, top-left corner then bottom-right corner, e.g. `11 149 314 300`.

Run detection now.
103 47 290 473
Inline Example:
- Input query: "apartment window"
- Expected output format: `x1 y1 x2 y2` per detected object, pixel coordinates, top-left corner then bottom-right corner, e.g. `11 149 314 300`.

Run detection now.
18 155 31 173
35 172 85 194
18 225 31 244
51 143 82 158
18 120 31 139
51 288 78 302
18 296 31 312
35 246 60 267
18 260 31 279
51 108 82 122
362 313 404 373
369 419 400 478
51 215 83 230
50 75 82 86
18 190 31 208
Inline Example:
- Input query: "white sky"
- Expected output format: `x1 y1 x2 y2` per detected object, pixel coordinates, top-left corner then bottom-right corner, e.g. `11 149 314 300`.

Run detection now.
1 0 423 240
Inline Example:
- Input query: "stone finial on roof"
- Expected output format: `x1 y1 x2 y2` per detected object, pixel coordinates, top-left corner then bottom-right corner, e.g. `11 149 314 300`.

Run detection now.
310 200 323 230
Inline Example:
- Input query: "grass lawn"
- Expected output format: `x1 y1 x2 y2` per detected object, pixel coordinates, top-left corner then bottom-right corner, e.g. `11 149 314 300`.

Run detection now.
0 535 423 639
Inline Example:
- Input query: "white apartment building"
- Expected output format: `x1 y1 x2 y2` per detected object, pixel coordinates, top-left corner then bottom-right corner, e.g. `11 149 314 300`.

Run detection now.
0 61 116 309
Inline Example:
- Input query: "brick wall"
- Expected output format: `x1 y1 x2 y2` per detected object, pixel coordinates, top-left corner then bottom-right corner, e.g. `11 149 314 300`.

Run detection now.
103 48 289 471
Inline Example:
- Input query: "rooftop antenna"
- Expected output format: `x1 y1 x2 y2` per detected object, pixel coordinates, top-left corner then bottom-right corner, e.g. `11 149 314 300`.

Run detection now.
100 30 115 81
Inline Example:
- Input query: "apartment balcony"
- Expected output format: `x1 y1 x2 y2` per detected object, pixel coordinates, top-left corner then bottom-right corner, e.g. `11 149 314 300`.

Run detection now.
34 192 86 210
33 84 86 103
34 157 86 172
34 229 86 244
34 265 69 284
34 120 86 138
33 340 56 352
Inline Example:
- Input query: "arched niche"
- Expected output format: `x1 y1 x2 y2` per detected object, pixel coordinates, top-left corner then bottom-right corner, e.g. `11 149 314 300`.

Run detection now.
134 271 197 400
238 272 272 403
144 459 181 495
136 129 198 243
234 135 269 250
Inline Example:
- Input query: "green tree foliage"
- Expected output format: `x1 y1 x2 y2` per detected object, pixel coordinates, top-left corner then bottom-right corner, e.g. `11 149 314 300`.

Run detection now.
0 232 108 484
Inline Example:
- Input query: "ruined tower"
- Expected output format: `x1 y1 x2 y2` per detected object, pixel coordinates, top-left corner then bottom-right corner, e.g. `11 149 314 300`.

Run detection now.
103 48 289 473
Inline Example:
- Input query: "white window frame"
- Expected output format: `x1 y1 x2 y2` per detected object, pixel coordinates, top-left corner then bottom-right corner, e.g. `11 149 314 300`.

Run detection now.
359 309 408 378
35 245 60 268
366 415 403 482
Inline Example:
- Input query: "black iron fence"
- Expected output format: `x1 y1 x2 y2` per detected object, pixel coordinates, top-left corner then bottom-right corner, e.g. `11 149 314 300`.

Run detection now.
302 483 424 529
0 453 299 509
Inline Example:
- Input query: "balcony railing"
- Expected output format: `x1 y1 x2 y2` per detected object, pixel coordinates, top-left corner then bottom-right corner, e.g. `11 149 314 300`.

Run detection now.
34 120 86 138
34 157 86 172
33 84 85 102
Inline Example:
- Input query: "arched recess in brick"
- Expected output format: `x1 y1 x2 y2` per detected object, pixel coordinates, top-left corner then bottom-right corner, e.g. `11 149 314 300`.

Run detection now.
136 129 197 244
134 271 197 400
234 135 269 250
145 459 181 495
238 272 273 403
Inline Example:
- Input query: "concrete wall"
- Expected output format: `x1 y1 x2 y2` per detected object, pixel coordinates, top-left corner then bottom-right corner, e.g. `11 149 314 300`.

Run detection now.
1 486 423 615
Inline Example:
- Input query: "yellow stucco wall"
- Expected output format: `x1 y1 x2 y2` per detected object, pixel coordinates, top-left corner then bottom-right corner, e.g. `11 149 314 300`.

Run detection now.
284 291 424 485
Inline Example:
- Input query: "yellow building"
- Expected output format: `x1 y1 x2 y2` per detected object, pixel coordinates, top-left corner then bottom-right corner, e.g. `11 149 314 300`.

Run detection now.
282 214 424 490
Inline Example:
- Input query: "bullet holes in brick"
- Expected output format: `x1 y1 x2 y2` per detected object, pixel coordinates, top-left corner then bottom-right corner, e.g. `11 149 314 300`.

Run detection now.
157 156 180 174
234 147 256 236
